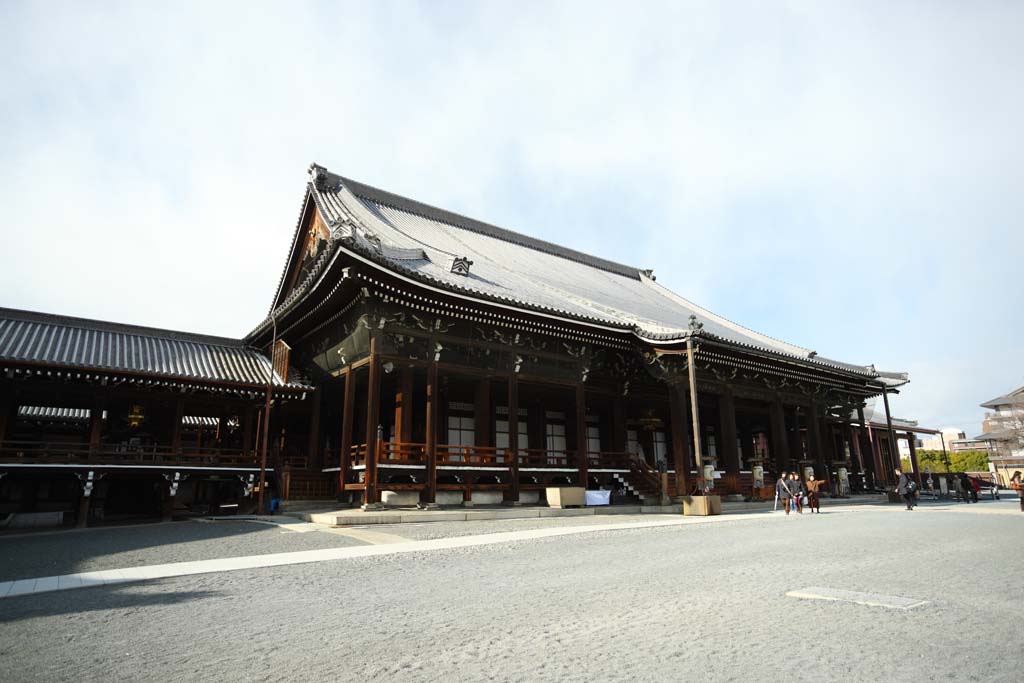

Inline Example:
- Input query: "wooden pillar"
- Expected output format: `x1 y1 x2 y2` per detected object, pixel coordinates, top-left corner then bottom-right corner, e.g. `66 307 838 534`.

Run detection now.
669 382 690 495
685 337 703 483
738 418 754 470
474 378 492 447
171 398 185 453
307 389 322 469
611 396 626 453
506 373 519 503
241 407 255 456
394 367 414 444
0 388 12 444
88 397 104 456
363 336 382 506
575 384 588 486
807 402 825 476
769 399 789 472
424 363 438 504
788 406 803 465
881 387 898 480
907 431 921 484
339 368 356 492
718 391 740 474
856 406 873 486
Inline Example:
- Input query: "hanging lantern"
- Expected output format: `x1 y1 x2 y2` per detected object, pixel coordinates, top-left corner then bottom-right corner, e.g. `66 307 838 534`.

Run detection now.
127 404 145 428
639 409 663 431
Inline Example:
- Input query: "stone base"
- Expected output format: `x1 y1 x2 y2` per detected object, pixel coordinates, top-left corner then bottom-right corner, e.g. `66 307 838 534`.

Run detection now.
361 502 386 511
683 495 722 516
417 502 441 510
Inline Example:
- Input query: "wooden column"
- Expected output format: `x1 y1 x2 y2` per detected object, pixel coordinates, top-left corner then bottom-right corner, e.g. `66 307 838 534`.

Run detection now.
474 378 492 447
907 431 922 484
769 399 789 472
423 363 438 504
685 337 703 482
171 398 185 453
88 397 105 455
338 368 356 492
611 396 626 453
738 419 754 470
806 402 825 476
575 384 588 486
669 382 690 494
307 389 322 469
787 406 803 465
881 387 898 481
0 389 13 445
856 407 873 486
363 336 382 506
394 367 414 444
718 391 740 475
506 374 519 503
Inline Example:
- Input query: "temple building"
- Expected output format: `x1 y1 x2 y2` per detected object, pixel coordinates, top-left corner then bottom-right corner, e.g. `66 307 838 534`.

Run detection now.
0 163 910 525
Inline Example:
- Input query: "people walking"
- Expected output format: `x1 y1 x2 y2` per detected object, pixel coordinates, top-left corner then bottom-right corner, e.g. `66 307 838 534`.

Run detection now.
805 473 823 513
895 468 916 510
776 472 794 515
959 474 973 503
790 472 805 514
969 477 980 503
1010 471 1023 512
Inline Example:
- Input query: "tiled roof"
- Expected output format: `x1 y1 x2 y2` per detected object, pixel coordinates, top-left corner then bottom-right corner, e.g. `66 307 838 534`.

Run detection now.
0 308 309 390
272 164 902 381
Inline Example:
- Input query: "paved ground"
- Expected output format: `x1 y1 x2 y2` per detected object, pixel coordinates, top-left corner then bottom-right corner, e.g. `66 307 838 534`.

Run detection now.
0 499 1021 682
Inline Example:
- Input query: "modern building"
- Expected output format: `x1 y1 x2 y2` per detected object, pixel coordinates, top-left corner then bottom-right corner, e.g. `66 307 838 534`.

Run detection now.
0 164 911 524
976 385 1024 486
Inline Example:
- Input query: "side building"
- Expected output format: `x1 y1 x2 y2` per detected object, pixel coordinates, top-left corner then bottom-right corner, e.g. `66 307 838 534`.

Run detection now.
0 164 910 523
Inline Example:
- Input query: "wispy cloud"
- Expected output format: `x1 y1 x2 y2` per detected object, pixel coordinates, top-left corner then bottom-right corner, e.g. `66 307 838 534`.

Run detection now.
1 0 1021 431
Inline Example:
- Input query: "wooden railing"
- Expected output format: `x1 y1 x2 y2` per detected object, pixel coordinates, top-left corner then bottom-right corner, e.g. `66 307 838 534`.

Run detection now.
436 445 509 466
350 443 368 467
518 449 574 468
379 441 427 465
0 440 257 467
587 451 635 469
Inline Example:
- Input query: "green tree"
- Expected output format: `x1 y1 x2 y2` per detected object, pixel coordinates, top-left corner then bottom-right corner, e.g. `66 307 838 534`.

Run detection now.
950 450 989 472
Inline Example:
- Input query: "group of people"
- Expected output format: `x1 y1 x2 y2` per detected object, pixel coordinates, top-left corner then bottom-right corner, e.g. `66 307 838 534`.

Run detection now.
774 471 824 515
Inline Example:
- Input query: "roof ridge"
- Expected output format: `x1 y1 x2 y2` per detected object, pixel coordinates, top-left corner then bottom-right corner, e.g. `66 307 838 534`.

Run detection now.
0 307 248 348
335 173 644 280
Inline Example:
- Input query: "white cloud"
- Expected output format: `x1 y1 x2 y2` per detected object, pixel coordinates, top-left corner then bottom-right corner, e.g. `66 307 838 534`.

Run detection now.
0 0 1021 430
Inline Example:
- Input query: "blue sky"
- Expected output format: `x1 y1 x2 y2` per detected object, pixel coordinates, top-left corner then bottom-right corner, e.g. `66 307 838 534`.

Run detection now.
1 1 1021 433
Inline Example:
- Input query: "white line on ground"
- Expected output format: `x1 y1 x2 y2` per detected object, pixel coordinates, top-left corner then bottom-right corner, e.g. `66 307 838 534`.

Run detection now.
786 586 929 609
0 513 766 600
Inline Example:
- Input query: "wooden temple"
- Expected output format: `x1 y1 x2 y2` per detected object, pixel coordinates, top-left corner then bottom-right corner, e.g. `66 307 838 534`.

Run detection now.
0 163 910 523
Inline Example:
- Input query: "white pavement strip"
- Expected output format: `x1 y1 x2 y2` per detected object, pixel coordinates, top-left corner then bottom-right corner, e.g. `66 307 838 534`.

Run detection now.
0 514 749 600
786 587 929 610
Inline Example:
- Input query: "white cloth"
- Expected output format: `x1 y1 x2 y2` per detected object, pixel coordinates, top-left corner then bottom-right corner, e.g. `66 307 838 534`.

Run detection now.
584 490 611 506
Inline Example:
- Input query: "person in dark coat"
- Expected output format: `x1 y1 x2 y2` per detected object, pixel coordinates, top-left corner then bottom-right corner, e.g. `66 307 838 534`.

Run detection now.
959 474 973 503
790 472 805 514
895 468 915 510
776 472 794 515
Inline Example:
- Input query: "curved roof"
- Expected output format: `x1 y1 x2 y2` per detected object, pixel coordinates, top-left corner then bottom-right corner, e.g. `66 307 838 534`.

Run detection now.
282 165 901 382
0 308 309 389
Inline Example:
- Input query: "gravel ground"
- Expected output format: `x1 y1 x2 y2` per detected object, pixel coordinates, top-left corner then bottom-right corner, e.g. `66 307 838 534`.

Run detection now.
0 520 367 581
1 503 1021 682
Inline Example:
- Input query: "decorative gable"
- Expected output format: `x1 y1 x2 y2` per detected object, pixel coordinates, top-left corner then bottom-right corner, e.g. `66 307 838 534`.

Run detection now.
448 256 473 276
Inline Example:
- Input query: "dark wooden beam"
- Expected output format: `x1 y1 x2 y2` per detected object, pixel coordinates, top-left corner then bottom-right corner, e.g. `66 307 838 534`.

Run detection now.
669 382 690 494
718 391 740 474
424 363 438 504
769 399 789 473
475 378 492 447
307 388 322 469
364 336 382 505
576 384 588 486
171 398 184 453
506 374 519 503
395 367 414 443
